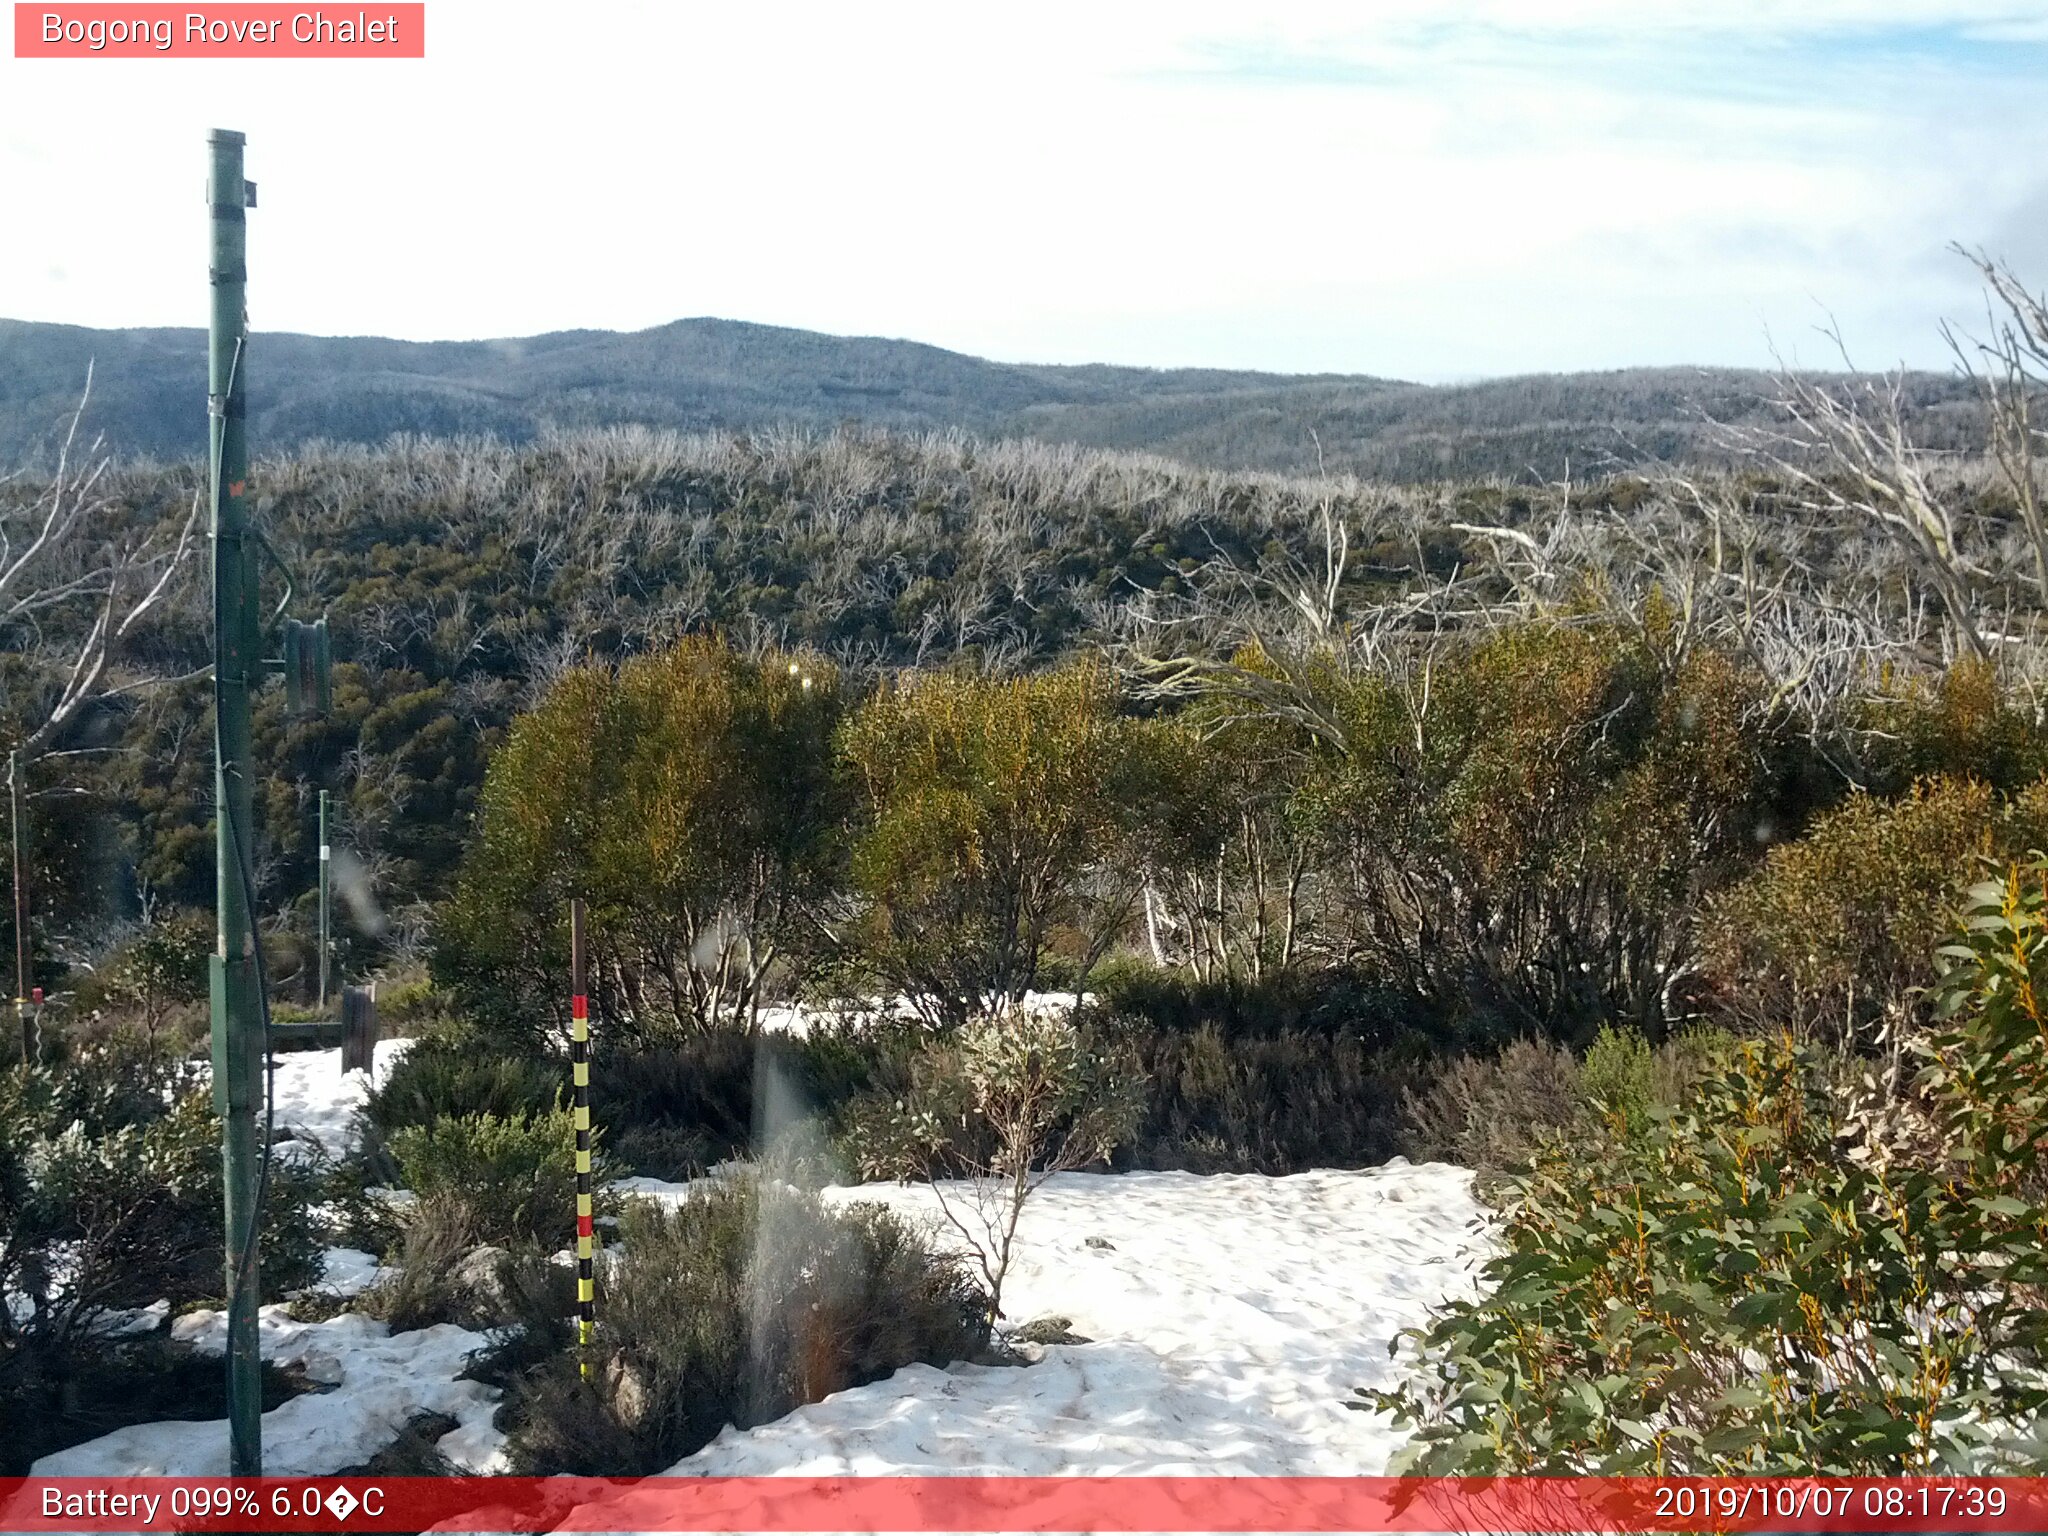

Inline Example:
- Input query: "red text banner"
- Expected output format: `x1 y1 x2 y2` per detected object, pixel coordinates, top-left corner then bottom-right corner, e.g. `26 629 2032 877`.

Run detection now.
14 5 424 57
3 1476 2048 1533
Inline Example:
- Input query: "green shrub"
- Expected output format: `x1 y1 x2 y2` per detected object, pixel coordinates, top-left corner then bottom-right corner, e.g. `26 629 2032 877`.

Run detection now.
588 1024 913 1175
70 911 212 1045
373 974 458 1032
586 1030 762 1163
0 1332 303 1476
827 987 1436 1181
839 662 1144 1025
1092 960 1416 1045
1 1048 328 1471
1860 658 2048 794
1306 621 1769 1042
387 1109 605 1249
1401 1027 1723 1179
506 1178 987 1475
365 1021 921 1184
605 1124 715 1183
1578 1023 1656 1138
3 1074 325 1319
1369 1030 2048 1473
356 1035 562 1172
433 638 844 1041
27 1036 201 1137
1702 775 2048 1050
1927 859 2048 1200
1108 1021 1423 1173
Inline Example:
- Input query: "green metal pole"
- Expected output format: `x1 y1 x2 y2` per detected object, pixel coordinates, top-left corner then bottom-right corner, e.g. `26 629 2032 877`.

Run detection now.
317 789 330 1011
205 127 264 1479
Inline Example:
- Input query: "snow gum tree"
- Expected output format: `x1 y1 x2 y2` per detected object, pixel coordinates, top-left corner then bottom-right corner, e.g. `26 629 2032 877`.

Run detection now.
435 636 843 1042
1123 668 1325 986
837 660 1144 1026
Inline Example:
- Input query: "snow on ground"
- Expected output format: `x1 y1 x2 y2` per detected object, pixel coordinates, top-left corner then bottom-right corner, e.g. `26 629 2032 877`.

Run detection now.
642 1161 1489 1476
755 992 1081 1038
43 1039 1491 1484
32 1304 508 1476
316 1246 397 1298
266 1036 411 1157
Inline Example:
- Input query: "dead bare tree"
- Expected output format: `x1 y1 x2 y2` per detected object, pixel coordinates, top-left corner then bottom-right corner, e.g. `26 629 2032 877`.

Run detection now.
0 368 202 765
1946 245 2048 607
1750 337 1989 662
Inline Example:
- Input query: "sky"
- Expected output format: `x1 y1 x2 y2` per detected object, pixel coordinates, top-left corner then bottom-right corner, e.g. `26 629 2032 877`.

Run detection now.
4 0 2048 381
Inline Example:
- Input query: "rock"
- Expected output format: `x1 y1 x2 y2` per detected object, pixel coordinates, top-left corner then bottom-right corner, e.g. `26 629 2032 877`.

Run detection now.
1009 1314 1092 1346
1084 1235 1114 1251
450 1245 513 1314
605 1353 654 1428
298 1350 346 1387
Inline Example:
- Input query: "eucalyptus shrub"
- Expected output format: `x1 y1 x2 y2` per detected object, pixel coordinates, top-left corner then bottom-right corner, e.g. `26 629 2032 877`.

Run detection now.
434 637 843 1043
1368 1022 2048 1473
1305 620 1766 1042
1928 859 2048 1199
1702 775 2048 1051
839 661 1145 1026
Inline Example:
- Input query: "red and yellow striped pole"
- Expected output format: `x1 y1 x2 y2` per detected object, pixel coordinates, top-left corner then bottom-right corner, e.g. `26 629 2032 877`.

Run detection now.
570 898 595 1376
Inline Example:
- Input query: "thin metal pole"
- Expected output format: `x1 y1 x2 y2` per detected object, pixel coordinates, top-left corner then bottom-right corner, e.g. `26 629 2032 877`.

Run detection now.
9 750 31 1067
205 127 264 1478
570 899 594 1374
317 789 330 1010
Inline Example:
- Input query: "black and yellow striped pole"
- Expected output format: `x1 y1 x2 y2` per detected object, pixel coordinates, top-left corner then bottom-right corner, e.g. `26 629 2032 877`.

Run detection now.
570 898 595 1376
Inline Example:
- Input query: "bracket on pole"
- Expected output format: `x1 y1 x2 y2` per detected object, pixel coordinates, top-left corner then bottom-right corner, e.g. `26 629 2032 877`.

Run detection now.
281 616 332 718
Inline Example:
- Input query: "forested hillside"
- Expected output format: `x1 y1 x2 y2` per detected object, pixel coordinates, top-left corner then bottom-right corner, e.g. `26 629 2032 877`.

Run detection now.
0 416 2033 981
8 372 2048 1484
0 315 1988 481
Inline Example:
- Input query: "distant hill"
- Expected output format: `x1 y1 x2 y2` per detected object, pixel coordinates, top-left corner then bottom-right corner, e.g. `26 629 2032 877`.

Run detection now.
0 315 1987 481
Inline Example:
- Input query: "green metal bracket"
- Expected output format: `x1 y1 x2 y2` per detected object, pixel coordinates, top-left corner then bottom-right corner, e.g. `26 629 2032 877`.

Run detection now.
281 616 332 717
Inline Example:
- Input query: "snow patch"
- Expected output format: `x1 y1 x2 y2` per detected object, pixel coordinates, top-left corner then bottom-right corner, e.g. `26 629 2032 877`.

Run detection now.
661 1163 1488 1476
313 1246 396 1299
32 1303 506 1476
264 1036 411 1158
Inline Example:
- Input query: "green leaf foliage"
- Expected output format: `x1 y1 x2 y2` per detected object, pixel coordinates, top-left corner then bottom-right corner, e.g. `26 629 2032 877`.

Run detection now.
838 662 1144 1024
434 636 843 1041
387 1108 608 1249
1369 1024 2048 1473
1703 775 2048 1048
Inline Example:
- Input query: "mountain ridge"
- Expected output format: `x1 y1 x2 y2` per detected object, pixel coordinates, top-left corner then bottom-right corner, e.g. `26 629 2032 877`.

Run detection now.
0 314 1985 481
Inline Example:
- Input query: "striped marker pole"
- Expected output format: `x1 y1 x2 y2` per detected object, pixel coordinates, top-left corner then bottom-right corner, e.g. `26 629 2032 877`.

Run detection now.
570 898 595 1377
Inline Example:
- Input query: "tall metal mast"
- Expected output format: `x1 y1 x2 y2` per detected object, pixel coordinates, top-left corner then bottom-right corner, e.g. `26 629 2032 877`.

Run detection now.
9 750 31 1066
206 126 264 1477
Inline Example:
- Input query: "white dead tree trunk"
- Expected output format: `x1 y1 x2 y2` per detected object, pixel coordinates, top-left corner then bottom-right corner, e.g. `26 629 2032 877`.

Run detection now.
1948 246 2048 608
0 367 202 765
1754 352 1989 663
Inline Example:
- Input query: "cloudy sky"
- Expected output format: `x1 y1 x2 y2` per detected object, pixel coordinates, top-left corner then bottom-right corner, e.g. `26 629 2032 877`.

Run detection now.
4 1 2047 380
